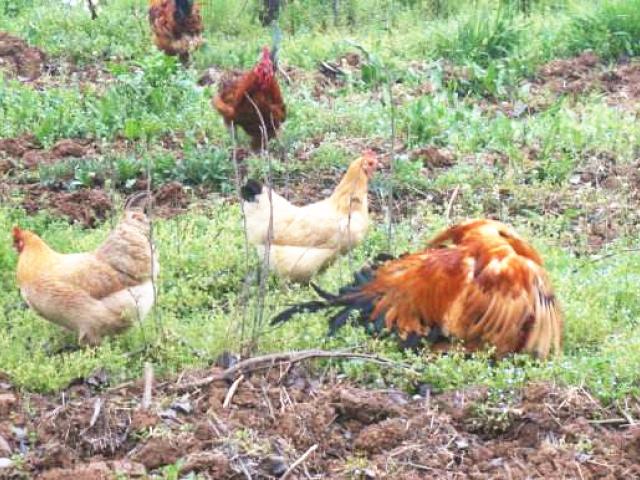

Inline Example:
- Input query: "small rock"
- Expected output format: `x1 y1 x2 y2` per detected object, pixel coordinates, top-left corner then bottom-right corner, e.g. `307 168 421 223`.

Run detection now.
215 351 240 369
12 427 28 454
353 467 376 479
575 452 591 463
0 458 13 469
263 455 287 477
170 399 193 415
159 409 178 421
86 367 109 388
417 382 433 398
569 175 582 185
455 438 469 450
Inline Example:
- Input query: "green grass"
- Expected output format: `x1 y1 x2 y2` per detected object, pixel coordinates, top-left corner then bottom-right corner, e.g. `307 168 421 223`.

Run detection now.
1 0 640 403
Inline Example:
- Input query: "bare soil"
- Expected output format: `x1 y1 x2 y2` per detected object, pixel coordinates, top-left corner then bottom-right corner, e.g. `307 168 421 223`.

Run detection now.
0 136 95 170
0 363 638 479
0 134 209 225
0 32 46 81
533 52 640 106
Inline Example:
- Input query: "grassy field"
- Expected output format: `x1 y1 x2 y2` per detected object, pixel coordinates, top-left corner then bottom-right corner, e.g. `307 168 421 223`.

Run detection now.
1 0 640 407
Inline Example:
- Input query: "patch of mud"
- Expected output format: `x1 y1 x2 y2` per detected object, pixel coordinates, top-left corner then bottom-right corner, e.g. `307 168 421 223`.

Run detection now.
534 52 640 105
152 181 191 218
0 136 95 169
1 363 639 479
0 32 46 81
21 186 114 228
17 181 200 226
38 60 116 91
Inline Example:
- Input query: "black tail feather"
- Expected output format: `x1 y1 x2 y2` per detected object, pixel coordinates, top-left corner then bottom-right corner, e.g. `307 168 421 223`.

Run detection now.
328 307 355 336
241 179 263 202
310 282 338 301
270 256 401 337
270 300 328 326
175 0 193 22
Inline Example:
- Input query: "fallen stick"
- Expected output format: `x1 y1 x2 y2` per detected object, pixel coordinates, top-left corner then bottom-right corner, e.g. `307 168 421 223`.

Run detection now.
223 374 244 409
587 418 630 426
142 362 154 410
174 349 412 392
281 444 318 480
79 398 102 436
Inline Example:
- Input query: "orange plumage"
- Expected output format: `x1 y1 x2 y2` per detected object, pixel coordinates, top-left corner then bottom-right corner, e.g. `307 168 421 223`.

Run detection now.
272 219 563 359
148 0 203 64
13 198 158 346
213 46 286 150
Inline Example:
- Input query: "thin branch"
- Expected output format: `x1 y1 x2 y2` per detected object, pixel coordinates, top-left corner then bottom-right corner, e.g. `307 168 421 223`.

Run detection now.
444 184 460 222
142 362 154 410
589 248 640 263
231 121 251 345
281 444 318 480
223 374 244 409
385 65 397 253
587 418 631 426
174 349 413 392
243 92 274 352
145 139 161 339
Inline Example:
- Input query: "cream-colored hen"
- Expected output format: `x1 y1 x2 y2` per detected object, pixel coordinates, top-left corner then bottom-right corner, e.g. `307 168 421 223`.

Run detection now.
13 199 158 346
242 151 378 281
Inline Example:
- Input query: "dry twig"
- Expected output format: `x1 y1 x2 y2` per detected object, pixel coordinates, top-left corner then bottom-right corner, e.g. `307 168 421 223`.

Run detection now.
142 362 153 410
281 444 318 480
223 374 245 409
445 185 461 222
174 349 411 391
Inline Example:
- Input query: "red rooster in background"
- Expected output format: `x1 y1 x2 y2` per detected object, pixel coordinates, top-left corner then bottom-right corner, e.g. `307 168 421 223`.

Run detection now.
272 219 563 359
148 0 203 64
213 46 286 150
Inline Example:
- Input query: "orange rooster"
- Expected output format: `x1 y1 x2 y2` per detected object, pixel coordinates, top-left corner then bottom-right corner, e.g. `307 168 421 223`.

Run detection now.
148 0 203 64
13 196 158 346
242 151 378 281
213 46 286 150
272 219 563 359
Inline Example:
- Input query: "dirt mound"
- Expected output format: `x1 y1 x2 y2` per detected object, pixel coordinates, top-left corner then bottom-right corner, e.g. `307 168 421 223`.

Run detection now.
534 52 640 103
152 181 191 218
22 186 113 228
17 182 200 226
1 360 639 479
0 32 46 81
0 136 94 169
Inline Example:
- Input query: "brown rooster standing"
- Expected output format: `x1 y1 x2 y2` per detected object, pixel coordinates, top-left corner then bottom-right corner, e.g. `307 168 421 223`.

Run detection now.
213 46 286 151
148 0 203 64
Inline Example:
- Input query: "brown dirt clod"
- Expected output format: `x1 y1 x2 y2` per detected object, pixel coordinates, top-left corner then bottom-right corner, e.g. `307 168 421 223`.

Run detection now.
0 32 46 80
